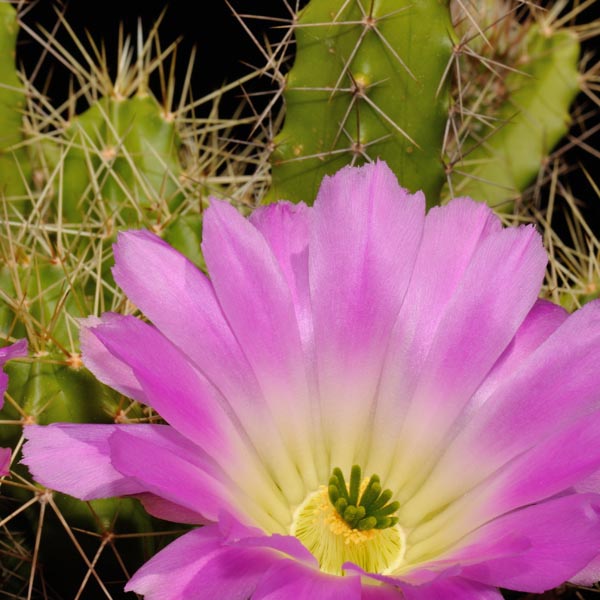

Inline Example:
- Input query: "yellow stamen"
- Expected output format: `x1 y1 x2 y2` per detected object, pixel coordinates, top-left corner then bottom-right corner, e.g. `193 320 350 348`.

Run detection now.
291 485 406 575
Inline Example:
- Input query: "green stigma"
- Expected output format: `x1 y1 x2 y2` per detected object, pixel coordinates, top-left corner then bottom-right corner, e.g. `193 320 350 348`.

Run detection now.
328 465 400 531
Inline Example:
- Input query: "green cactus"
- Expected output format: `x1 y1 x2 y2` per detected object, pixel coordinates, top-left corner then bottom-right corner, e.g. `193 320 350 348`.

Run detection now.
59 94 185 224
444 7 581 209
268 0 583 214
0 3 30 205
268 0 453 206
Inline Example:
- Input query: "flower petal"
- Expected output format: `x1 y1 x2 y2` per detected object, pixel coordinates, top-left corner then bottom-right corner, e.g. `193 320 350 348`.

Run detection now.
249 201 312 350
134 493 206 524
112 230 262 409
203 198 316 499
127 525 318 600
0 339 27 407
80 314 146 401
407 411 600 554
0 447 11 477
569 553 600 586
88 312 293 529
401 578 502 600
466 299 568 407
248 200 326 481
360 585 405 600
419 300 600 509
113 232 300 505
367 198 500 477
401 298 571 524
22 424 144 499
252 560 361 600
108 427 281 530
436 493 600 593
384 209 547 495
125 527 227 600
86 314 237 462
309 161 425 468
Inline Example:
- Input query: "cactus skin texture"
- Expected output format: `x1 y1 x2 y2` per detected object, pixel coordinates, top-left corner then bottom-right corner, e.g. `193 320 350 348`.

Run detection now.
0 3 30 203
268 0 453 206
60 94 184 224
446 25 580 208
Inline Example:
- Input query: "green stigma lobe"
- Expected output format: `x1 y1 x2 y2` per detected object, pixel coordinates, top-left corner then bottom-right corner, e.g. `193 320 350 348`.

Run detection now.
328 465 399 531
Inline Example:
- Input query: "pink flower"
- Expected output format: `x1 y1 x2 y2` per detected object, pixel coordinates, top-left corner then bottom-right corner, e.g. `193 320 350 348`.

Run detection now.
22 162 600 599
1 339 27 479
0 339 27 408
0 447 11 478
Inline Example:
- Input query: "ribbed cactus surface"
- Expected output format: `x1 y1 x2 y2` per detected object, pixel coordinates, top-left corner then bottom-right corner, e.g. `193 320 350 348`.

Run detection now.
269 0 453 205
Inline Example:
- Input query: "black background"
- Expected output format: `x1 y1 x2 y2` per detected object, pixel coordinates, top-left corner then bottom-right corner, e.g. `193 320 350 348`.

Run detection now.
16 0 303 114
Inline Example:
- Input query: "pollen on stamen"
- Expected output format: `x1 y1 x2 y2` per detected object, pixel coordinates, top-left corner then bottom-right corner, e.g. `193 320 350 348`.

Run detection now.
291 475 406 576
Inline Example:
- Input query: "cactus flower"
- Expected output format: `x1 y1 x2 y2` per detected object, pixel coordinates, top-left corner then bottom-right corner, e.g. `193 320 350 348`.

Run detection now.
22 162 600 598
0 447 11 478
1 339 27 479
0 339 27 407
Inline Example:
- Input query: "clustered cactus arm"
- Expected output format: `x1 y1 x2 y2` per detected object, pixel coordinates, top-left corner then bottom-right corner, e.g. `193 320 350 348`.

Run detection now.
268 0 453 206
444 9 581 208
0 3 30 203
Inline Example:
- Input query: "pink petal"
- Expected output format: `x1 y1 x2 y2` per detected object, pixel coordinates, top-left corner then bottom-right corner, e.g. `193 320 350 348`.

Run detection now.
202 198 316 498
0 339 27 408
452 493 600 592
126 525 315 600
252 560 361 600
125 527 228 599
112 230 263 410
85 314 237 464
569 553 600 586
108 427 238 524
424 300 600 504
368 198 501 475
80 314 146 402
483 413 600 517
467 299 568 406
22 424 145 499
383 208 546 494
401 578 502 600
406 411 600 556
360 585 405 600
114 232 299 508
216 513 316 566
249 201 312 350
134 493 207 525
309 161 425 467
400 299 570 523
0 447 11 477
87 310 292 527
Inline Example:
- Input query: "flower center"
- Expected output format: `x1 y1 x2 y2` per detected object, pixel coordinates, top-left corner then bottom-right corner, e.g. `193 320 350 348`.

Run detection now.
291 466 406 575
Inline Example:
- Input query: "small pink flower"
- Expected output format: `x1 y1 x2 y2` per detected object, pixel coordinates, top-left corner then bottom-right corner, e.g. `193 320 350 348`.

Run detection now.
0 339 27 408
22 162 600 599
1 447 11 478
1 339 27 480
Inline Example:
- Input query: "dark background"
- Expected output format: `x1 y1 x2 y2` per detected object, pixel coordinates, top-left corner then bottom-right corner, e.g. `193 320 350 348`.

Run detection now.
14 0 600 227
16 0 304 116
